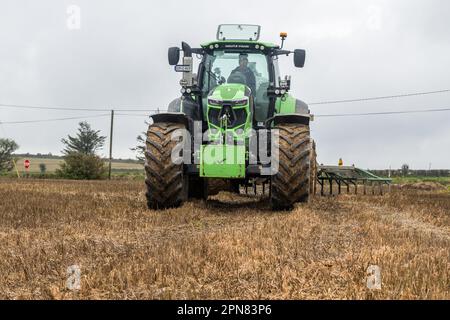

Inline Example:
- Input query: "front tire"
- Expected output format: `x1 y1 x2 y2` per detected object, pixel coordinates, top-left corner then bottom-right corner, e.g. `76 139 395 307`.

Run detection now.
270 123 312 210
145 122 187 209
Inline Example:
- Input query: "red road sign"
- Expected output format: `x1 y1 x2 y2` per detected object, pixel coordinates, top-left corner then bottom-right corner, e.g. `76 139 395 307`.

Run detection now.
24 159 30 170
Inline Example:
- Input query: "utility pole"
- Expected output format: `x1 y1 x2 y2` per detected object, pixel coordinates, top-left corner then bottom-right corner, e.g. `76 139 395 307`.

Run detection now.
108 109 114 180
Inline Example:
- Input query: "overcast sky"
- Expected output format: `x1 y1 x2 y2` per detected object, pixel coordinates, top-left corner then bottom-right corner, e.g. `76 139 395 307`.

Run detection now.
1 0 449 169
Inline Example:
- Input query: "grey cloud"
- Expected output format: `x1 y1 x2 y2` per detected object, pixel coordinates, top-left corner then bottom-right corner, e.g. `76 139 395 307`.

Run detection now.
0 0 449 168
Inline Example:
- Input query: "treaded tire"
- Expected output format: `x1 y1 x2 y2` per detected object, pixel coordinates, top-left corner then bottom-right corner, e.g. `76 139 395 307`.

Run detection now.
145 122 187 209
310 140 318 197
270 123 312 210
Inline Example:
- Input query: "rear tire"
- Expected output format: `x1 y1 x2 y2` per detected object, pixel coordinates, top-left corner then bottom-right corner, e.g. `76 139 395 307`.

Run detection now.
145 122 187 209
270 123 312 210
310 140 318 197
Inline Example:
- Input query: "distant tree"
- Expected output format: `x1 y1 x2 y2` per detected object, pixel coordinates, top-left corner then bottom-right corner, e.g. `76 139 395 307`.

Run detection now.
130 121 149 164
61 121 106 155
57 153 107 180
59 122 107 180
0 138 19 172
39 163 47 175
130 133 146 164
401 163 410 176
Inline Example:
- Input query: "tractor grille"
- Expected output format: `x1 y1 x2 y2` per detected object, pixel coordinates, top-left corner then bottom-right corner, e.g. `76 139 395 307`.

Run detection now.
208 103 247 129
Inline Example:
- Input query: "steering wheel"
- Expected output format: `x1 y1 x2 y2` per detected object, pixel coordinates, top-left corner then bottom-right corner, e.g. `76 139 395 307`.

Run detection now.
227 71 247 86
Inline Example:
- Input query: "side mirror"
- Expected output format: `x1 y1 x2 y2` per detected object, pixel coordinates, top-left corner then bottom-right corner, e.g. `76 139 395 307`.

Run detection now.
293 49 306 68
168 47 180 66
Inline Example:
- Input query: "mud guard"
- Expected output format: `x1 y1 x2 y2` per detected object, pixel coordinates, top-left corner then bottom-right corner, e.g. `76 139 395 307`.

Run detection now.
150 112 192 130
266 113 311 127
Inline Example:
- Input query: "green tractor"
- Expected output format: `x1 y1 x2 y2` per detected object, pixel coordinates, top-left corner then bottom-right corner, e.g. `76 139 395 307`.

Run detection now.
145 24 317 210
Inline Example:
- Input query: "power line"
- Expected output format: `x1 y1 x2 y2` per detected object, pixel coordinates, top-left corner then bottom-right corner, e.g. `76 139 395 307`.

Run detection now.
0 103 161 112
0 114 110 125
315 107 450 118
309 89 450 106
116 108 160 112
0 103 107 112
118 108 450 119
116 113 154 117
2 107 449 124
0 112 158 126
1 88 450 112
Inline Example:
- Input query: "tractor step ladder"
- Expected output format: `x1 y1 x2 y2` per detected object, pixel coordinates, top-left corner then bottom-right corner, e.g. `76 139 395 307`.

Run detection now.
317 166 392 196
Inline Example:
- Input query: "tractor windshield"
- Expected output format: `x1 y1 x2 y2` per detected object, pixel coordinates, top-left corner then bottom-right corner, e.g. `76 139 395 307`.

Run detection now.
202 50 270 121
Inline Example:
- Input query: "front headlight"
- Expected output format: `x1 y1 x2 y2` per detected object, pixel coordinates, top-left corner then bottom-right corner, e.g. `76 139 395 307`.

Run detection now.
233 98 248 106
208 98 222 106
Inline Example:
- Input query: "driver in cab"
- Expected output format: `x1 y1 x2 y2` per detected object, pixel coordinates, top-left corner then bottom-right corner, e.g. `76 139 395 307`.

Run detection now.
229 54 256 93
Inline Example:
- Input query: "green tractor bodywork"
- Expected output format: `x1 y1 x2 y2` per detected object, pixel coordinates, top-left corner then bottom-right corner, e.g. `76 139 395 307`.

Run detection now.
145 24 316 210
201 83 250 179
200 144 246 178
275 94 297 113
199 84 298 179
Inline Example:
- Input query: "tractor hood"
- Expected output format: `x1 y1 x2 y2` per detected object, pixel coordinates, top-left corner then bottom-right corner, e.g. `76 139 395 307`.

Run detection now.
208 83 250 101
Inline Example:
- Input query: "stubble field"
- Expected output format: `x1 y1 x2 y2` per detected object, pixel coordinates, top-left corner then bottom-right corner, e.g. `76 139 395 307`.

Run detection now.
0 179 448 299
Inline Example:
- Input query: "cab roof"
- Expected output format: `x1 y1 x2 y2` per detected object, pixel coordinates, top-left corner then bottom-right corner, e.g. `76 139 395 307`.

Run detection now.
202 25 280 52
201 40 279 49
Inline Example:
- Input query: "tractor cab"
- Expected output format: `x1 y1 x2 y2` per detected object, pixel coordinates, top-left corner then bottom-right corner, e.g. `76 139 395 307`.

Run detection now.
167 24 308 128
201 25 270 124
200 43 270 124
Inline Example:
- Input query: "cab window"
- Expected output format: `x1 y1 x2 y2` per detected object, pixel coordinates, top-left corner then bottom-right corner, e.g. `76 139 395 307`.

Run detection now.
202 50 270 121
